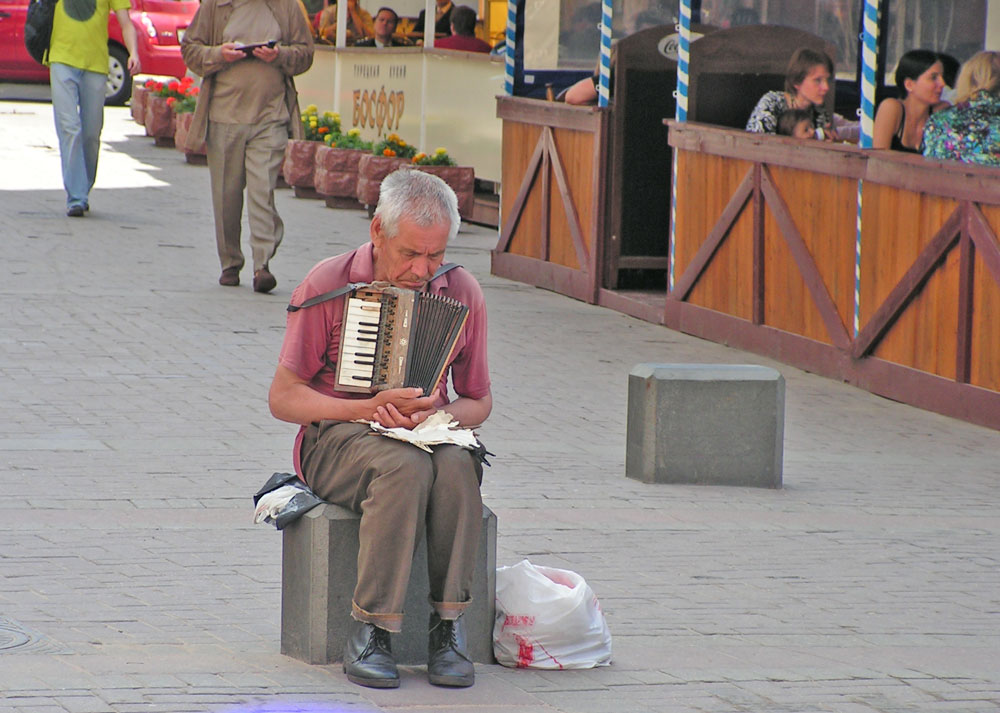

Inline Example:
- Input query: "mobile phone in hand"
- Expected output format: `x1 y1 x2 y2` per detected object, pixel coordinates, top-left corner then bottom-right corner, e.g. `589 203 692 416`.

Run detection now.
234 40 277 56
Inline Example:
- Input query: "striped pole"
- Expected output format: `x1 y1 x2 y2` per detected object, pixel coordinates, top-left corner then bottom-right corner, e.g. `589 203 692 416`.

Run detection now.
675 0 691 122
503 0 516 95
669 0 693 291
597 0 612 107
860 0 879 148
854 0 880 335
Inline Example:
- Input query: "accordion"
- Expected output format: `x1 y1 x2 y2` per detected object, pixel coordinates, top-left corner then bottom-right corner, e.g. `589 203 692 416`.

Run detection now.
335 282 469 396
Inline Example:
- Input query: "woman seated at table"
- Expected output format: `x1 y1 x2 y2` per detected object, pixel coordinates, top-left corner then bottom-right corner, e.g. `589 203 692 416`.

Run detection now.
922 51 1000 167
746 48 842 138
872 49 948 152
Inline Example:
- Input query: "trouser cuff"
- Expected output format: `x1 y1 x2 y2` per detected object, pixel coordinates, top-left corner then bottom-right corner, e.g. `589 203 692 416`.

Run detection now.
352 601 403 633
430 598 472 621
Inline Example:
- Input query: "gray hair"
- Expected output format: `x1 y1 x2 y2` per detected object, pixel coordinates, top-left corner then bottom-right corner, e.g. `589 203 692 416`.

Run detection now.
374 168 460 242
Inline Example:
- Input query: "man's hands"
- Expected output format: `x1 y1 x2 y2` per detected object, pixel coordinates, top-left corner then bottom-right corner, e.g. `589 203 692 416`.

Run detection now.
220 42 280 63
268 365 490 431
252 44 279 63
370 388 437 429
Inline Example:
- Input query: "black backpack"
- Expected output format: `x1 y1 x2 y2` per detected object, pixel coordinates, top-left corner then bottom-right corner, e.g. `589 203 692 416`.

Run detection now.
24 0 58 65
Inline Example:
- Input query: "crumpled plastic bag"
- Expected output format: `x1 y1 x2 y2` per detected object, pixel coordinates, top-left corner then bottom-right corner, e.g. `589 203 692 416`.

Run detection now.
494 559 612 670
252 472 324 530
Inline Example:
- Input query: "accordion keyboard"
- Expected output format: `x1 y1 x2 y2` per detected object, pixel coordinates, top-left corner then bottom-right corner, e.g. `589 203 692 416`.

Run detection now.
339 297 382 388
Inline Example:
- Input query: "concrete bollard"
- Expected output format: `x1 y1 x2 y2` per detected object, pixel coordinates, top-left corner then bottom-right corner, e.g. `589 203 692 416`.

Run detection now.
626 363 784 488
280 503 497 665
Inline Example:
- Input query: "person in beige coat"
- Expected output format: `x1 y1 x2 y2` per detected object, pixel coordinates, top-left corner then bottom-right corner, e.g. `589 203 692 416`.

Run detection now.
182 0 314 293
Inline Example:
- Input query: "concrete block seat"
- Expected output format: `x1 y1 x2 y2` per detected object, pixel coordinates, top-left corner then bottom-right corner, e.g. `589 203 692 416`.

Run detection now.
626 363 785 488
281 502 497 665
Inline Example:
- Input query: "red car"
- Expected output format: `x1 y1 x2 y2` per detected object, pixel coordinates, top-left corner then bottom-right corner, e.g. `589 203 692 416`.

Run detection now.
0 0 197 104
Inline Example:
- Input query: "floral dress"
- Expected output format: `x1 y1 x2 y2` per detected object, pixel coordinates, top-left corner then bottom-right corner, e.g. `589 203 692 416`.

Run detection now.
745 90 831 134
922 91 1000 166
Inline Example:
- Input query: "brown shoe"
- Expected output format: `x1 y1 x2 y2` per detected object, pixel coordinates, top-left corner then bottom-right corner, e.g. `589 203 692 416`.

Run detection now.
253 267 277 293
219 267 240 287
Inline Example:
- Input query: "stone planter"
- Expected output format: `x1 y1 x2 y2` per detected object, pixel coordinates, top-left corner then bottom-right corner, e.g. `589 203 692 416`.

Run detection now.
414 165 476 218
356 154 409 207
144 95 176 146
282 139 320 193
130 83 148 126
173 111 207 164
314 146 366 208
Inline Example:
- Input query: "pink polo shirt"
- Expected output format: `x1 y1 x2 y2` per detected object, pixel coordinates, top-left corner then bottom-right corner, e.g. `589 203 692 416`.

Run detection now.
278 242 491 477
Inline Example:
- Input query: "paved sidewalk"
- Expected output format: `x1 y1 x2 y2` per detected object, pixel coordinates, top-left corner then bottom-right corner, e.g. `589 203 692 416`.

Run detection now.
1 102 999 713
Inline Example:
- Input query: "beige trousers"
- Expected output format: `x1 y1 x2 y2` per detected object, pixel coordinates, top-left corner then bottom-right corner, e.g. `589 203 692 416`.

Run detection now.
300 421 483 633
206 120 286 273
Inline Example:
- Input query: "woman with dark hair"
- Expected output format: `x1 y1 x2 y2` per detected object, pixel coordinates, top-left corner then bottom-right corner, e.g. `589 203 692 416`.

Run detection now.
746 47 835 136
923 51 1000 166
872 49 948 152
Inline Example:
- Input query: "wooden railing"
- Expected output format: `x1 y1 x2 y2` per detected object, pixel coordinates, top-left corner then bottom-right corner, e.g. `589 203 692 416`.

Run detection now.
666 121 1000 429
491 103 1000 428
493 96 609 303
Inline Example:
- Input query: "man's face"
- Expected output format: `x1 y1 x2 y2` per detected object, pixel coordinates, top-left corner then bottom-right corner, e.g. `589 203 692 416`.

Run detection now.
374 10 397 41
371 215 449 290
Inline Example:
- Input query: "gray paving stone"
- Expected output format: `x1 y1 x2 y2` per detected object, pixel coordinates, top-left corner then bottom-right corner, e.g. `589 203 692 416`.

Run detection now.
1 102 999 713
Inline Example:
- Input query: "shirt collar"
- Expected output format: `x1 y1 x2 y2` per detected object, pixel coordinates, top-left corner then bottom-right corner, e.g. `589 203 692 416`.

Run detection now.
348 242 376 284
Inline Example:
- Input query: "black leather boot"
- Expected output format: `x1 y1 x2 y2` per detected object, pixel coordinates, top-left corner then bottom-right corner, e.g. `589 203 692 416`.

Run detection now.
427 611 475 687
343 619 399 688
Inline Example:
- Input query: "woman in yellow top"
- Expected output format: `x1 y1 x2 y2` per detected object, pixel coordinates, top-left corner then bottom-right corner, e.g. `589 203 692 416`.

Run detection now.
48 0 140 217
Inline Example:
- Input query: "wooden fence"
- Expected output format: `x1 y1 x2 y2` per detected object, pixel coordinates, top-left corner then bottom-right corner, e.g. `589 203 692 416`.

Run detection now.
665 122 1000 428
493 96 609 303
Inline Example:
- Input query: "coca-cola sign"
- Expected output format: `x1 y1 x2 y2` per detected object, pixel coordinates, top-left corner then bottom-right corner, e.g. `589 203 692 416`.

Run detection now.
658 31 704 60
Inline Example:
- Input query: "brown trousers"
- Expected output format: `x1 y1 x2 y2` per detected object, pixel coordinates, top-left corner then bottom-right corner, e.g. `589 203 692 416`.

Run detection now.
206 120 286 274
300 421 483 633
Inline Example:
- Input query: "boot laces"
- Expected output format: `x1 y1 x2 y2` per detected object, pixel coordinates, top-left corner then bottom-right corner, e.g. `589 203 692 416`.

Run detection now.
361 625 392 658
432 618 471 661
430 617 456 651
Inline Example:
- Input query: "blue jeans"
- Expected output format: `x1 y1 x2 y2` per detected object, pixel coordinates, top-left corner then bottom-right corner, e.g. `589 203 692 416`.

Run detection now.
50 63 106 210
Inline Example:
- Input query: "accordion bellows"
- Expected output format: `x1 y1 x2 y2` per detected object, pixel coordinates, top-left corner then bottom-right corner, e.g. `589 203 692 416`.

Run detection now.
335 282 469 396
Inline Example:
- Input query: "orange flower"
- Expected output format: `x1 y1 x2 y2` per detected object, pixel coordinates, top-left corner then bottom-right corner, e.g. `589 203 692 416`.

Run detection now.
318 126 329 134
383 148 396 157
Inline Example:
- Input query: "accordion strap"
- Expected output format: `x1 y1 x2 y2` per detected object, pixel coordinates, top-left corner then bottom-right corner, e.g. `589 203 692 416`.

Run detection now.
286 262 462 313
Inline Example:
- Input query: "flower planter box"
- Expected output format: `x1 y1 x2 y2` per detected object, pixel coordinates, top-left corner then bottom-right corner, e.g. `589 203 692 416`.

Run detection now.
356 154 409 207
173 111 207 165
414 165 476 219
144 95 176 146
282 139 320 193
131 83 148 126
314 146 366 208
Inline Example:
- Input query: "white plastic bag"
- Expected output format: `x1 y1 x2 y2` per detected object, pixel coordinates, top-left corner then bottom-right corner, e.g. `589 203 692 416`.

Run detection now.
493 559 612 669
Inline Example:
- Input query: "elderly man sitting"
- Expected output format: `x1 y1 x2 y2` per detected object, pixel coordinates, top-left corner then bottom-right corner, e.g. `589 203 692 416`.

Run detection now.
268 168 492 689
